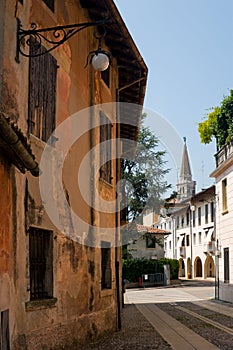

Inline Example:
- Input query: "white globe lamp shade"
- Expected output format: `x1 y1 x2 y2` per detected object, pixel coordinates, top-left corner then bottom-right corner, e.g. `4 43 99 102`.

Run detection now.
91 53 109 71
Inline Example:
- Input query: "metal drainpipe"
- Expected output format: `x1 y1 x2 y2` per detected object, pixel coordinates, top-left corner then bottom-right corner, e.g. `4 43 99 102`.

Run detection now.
0 0 5 110
0 113 39 176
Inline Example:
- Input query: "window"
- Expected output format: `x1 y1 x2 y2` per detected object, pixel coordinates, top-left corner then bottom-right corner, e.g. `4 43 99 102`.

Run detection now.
169 241 171 250
192 210 196 227
29 227 53 300
198 207 201 226
186 212 190 226
43 0 54 12
210 201 214 222
176 216 179 229
100 112 112 183
101 68 110 87
186 234 190 247
181 216 184 227
198 231 202 244
164 242 167 250
193 233 196 245
101 242 112 289
222 178 228 213
0 309 10 350
28 42 57 142
146 235 156 248
224 247 229 283
205 204 208 224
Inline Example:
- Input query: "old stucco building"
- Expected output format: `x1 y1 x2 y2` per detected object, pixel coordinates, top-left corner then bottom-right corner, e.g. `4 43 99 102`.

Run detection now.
0 0 147 348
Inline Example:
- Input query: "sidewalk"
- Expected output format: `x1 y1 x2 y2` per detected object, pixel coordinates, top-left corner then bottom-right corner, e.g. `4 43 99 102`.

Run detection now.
80 304 172 349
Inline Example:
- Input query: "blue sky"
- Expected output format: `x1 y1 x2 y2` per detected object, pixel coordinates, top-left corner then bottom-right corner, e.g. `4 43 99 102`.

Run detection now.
114 0 233 194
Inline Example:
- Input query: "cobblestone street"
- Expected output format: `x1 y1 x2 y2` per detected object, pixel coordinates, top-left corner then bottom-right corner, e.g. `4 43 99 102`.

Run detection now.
80 280 233 350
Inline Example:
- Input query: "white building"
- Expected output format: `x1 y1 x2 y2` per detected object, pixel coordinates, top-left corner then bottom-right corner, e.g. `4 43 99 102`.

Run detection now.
144 140 216 280
210 141 233 303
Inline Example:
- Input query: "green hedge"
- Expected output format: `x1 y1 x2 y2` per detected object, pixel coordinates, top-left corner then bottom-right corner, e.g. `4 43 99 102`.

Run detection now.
123 258 179 282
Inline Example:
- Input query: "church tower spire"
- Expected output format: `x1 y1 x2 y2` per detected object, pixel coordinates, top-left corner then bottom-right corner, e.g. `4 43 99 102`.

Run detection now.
176 137 196 201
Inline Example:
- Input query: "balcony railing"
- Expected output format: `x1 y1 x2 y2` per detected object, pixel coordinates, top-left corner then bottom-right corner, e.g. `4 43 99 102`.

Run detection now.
215 139 233 168
203 241 216 255
179 246 186 258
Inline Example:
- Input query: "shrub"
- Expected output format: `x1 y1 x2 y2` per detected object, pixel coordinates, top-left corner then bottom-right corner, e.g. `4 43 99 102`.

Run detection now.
122 257 179 282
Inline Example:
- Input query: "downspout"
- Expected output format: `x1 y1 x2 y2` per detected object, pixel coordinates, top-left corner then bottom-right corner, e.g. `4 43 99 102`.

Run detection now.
0 112 39 176
0 0 5 110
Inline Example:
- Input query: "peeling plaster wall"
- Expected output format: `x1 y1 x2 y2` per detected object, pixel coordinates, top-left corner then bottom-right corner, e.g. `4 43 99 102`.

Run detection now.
0 1 121 349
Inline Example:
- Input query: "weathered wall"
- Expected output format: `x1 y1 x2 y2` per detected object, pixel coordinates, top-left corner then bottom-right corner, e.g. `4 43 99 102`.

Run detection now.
0 0 121 348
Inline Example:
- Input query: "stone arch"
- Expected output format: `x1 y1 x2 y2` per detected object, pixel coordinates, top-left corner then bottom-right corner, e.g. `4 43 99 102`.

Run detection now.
204 255 215 278
179 258 185 277
194 256 202 277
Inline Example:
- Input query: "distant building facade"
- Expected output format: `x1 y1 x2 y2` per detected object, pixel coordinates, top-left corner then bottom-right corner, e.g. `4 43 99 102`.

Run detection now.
127 224 168 260
143 140 216 280
210 140 233 303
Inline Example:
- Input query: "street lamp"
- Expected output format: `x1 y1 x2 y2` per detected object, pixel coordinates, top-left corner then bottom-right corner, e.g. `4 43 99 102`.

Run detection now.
15 17 111 71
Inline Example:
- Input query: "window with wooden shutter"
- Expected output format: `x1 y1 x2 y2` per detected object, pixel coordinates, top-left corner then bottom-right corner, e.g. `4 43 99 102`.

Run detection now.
43 0 54 12
28 41 57 142
99 111 112 183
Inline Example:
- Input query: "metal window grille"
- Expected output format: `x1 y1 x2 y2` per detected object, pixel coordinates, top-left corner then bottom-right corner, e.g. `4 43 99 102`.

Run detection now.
29 227 53 300
28 40 57 142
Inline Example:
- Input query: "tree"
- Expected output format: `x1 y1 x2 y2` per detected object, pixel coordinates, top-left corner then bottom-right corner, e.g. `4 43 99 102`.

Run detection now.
198 90 233 149
121 114 171 222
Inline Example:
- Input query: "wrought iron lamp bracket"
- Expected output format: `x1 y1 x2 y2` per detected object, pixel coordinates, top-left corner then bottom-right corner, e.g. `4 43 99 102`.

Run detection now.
15 17 110 63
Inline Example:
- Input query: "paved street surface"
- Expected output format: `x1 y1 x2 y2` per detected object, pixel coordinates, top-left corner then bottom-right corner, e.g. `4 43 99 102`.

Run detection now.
125 279 215 304
81 280 233 349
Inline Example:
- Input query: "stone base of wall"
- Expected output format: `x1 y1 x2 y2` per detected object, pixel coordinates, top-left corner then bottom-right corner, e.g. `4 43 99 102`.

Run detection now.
219 281 233 304
13 307 117 350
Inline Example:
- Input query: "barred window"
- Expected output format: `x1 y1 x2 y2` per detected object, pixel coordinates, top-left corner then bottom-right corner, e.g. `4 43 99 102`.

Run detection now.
28 41 57 142
29 227 53 300
101 242 112 289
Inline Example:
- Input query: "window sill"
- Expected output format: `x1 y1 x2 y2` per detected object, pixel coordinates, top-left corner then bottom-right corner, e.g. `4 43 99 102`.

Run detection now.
99 177 114 188
25 298 57 311
101 289 113 297
222 209 229 215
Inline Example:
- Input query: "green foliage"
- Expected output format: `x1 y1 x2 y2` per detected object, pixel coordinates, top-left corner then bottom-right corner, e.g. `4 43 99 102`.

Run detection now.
198 107 220 144
122 257 179 282
198 90 233 148
122 113 171 221
157 258 179 280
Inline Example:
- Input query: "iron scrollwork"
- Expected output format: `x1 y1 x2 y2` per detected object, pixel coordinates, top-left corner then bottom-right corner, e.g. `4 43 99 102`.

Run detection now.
16 17 110 62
